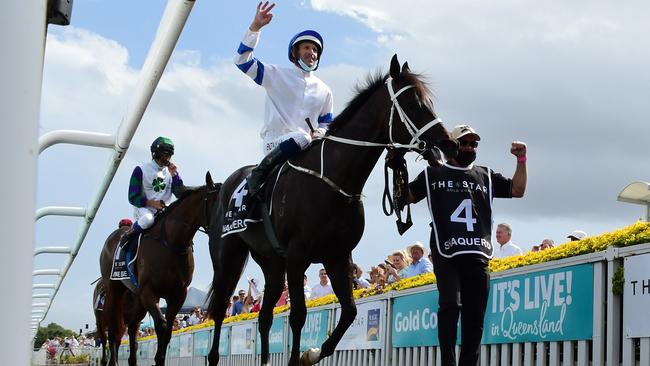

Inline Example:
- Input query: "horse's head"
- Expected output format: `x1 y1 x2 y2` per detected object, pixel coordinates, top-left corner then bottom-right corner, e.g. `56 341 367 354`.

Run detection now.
202 172 221 230
160 171 221 237
384 54 458 159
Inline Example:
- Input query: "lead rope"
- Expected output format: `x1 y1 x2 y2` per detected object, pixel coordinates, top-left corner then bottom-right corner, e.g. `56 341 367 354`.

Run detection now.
382 150 413 235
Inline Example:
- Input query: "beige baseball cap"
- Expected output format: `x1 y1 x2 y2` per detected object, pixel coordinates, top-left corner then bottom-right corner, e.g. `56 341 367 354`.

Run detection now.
451 124 481 140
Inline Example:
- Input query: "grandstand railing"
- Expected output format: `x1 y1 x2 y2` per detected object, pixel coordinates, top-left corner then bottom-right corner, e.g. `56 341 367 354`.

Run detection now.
105 243 650 366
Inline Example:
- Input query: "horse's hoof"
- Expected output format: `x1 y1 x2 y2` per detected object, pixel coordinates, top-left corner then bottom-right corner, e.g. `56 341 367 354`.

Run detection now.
300 348 321 365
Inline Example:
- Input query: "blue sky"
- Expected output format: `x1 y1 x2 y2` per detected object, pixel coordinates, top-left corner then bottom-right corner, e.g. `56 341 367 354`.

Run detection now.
36 0 650 331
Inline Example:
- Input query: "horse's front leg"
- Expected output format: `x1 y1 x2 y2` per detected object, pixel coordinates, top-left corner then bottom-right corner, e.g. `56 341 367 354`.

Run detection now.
317 255 357 362
286 255 310 366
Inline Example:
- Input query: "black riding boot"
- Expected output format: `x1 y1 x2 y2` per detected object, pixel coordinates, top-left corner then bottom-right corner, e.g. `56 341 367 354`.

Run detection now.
118 224 142 249
247 139 301 197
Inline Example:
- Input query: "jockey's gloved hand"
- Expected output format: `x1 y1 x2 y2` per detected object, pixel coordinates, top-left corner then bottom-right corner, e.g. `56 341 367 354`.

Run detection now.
312 127 328 139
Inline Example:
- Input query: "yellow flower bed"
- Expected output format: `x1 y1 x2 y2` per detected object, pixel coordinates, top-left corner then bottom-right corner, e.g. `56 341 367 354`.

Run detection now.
125 221 650 343
489 221 650 272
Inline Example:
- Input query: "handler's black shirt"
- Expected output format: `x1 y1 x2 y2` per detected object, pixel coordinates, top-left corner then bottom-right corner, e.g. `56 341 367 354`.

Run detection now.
410 163 512 259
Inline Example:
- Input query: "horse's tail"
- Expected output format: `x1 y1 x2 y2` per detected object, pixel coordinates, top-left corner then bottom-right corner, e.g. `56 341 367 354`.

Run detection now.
205 236 250 321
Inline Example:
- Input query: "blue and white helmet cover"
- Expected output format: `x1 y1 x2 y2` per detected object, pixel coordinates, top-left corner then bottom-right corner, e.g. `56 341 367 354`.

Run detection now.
288 30 324 68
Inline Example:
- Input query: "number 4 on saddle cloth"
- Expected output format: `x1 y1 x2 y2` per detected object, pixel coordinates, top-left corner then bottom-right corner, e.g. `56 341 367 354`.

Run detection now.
221 178 263 237
109 233 142 292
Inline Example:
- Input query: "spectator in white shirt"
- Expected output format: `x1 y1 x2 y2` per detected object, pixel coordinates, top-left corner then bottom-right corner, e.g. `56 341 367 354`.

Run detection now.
495 223 523 258
310 268 334 299
188 307 203 326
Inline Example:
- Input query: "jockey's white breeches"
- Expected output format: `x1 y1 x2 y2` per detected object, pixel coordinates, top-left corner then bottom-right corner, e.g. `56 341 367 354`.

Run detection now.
262 131 311 155
134 207 156 229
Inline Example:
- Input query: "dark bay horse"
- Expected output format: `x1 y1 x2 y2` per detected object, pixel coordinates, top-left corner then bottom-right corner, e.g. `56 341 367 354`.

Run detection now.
205 55 456 366
99 173 220 365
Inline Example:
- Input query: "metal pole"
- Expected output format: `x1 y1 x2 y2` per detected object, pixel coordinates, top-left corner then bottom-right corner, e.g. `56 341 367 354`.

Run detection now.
1 0 47 364
33 0 196 327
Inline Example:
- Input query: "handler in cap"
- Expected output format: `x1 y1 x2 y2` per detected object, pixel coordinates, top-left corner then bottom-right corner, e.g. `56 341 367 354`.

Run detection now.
235 1 334 196
407 124 528 366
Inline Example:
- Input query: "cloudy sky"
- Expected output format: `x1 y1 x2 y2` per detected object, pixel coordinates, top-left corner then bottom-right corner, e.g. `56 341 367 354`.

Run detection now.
35 0 650 331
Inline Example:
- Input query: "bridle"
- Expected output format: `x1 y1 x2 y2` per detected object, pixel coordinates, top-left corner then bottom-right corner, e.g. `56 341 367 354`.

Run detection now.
322 77 442 151
287 77 442 199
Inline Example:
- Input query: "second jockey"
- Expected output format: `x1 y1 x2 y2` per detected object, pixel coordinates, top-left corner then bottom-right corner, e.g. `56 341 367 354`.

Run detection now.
119 136 185 246
235 1 334 196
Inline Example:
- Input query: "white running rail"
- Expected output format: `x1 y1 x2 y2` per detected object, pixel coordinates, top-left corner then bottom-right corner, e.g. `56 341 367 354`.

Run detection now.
12 0 194 365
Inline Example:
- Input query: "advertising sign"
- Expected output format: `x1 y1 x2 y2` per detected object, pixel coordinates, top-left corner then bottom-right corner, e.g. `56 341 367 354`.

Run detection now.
335 300 385 350
218 327 230 356
482 263 593 343
179 333 193 357
391 291 443 347
194 330 211 357
167 336 180 358
257 317 286 354
231 323 255 355
624 254 650 338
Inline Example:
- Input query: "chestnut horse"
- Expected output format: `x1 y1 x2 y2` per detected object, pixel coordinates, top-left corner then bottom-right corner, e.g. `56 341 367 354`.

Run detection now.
100 173 219 365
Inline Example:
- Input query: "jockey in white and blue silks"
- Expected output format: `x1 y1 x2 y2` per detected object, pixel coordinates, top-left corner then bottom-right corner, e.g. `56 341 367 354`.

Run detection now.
118 136 184 247
236 2 334 196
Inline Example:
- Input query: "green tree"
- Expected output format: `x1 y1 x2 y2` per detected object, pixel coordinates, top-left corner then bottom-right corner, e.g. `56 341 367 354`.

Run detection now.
33 322 77 349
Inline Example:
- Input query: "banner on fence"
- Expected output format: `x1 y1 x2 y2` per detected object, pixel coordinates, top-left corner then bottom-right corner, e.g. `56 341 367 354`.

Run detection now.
335 300 385 350
168 336 180 358
231 323 255 355
118 344 129 360
138 341 149 359
218 327 230 356
179 333 193 357
287 309 330 352
194 330 211 357
624 253 650 338
257 317 285 354
482 263 594 343
391 291 445 347
149 340 157 359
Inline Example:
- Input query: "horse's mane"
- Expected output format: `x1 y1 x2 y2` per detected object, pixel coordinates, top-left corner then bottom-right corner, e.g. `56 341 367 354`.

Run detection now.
156 185 203 220
328 69 433 133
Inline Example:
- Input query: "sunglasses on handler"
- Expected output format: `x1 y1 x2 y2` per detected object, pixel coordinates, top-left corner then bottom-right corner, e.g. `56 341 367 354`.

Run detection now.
458 140 479 148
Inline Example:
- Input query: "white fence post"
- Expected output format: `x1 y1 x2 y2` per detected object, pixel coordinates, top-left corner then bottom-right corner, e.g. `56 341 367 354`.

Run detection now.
606 247 621 366
1 0 48 364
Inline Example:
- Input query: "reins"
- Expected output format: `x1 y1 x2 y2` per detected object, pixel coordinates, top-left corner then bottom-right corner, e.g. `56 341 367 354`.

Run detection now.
287 77 442 203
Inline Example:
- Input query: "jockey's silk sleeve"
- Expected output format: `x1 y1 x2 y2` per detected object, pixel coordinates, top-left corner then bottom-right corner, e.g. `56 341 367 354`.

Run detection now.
128 166 147 208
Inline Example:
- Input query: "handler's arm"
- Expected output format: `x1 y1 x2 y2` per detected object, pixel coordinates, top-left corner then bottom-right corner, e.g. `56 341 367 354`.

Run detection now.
510 141 527 198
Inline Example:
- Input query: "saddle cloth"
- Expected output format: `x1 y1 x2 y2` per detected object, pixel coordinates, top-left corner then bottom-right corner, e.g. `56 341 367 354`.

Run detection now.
109 235 141 291
94 288 105 311
221 178 262 238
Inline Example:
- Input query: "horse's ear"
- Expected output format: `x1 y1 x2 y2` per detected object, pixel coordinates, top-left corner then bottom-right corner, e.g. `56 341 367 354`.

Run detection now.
389 54 400 79
401 61 410 74
206 171 214 188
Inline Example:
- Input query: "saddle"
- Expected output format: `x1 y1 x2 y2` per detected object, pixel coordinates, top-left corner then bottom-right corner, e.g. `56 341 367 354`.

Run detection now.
221 166 287 257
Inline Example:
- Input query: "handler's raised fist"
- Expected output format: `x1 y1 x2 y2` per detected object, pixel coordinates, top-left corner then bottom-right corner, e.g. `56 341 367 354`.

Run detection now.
510 141 527 157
